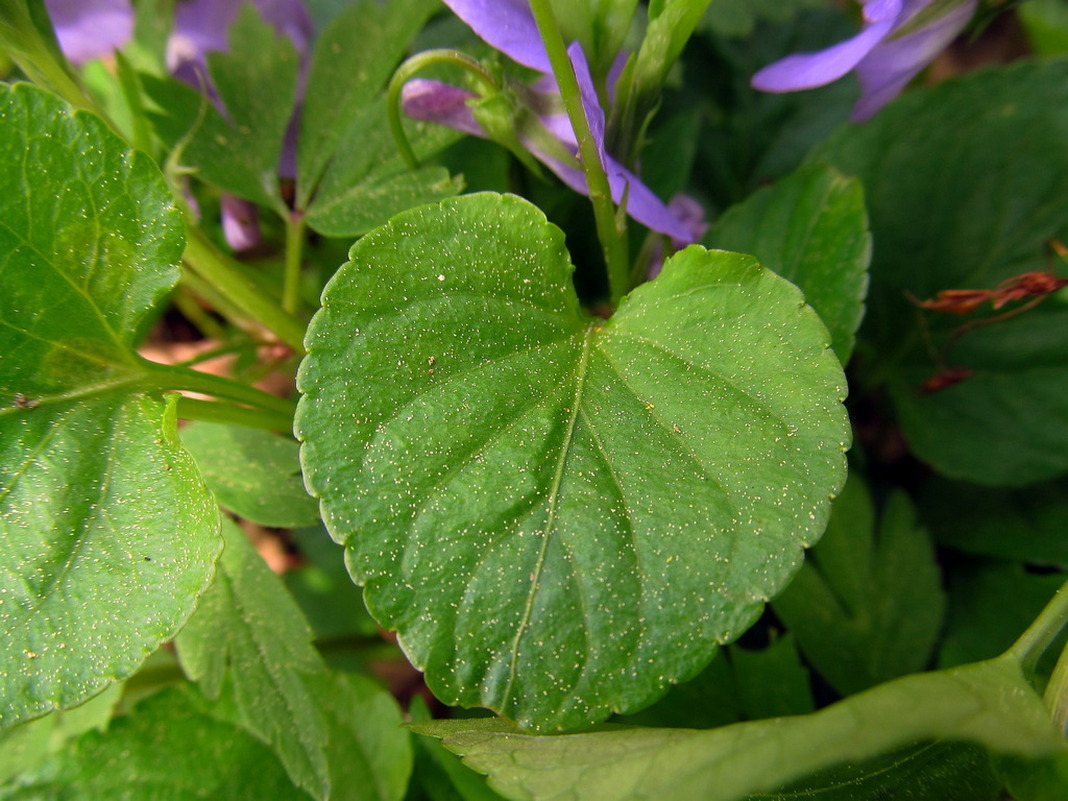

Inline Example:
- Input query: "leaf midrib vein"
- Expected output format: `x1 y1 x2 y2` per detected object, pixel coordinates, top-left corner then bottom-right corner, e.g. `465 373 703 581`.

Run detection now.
501 324 598 706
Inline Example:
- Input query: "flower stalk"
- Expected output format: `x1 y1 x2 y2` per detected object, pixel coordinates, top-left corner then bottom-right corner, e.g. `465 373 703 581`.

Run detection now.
528 0 629 306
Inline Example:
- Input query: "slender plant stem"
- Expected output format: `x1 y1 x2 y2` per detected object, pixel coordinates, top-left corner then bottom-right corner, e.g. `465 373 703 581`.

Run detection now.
183 226 306 353
1007 578 1068 672
1044 639 1068 735
387 48 500 170
140 360 296 417
172 287 229 342
173 396 293 431
283 213 306 315
527 0 630 307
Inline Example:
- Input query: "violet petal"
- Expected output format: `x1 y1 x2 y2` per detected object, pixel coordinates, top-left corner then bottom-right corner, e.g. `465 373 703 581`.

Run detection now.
401 79 485 138
751 0 901 92
852 0 977 120
44 0 133 65
442 0 551 73
168 0 312 78
220 195 261 252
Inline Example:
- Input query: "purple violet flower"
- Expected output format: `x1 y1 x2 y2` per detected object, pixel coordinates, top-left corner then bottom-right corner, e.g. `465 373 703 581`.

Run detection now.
44 0 311 252
167 0 313 88
404 0 696 243
43 0 133 65
751 0 977 121
165 0 312 250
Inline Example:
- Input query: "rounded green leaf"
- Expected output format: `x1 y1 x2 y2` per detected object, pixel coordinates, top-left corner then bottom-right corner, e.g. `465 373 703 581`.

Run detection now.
296 193 849 730
0 83 220 726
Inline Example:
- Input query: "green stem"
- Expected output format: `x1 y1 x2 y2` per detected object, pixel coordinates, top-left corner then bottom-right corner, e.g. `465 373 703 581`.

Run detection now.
283 213 306 315
1044 639 1068 735
183 226 306 353
527 0 629 307
387 48 500 170
172 287 229 342
1007 578 1068 673
141 360 296 417
173 396 292 431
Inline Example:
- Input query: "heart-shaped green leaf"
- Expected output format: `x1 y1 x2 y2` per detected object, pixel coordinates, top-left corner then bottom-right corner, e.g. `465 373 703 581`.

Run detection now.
296 192 849 731
0 83 219 727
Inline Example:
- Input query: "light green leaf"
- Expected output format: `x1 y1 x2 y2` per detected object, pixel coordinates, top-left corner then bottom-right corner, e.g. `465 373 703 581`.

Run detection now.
815 60 1068 485
296 192 849 731
180 422 320 528
707 162 870 364
0 683 122 786
0 82 220 727
0 688 313 800
416 657 1066 801
772 475 945 695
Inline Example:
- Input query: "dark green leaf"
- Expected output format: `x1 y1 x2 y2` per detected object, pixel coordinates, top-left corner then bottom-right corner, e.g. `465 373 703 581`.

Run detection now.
764 742 1002 801
772 475 945 695
296 0 439 208
921 477 1068 566
302 100 463 237
938 560 1065 669
707 163 869 364
175 519 412 801
730 634 814 720
143 5 299 212
415 657 1065 801
285 525 380 642
181 422 320 528
694 8 858 214
0 688 312 800
175 518 329 797
700 0 827 38
615 635 813 729
296 192 849 730
0 82 220 727
815 60 1068 485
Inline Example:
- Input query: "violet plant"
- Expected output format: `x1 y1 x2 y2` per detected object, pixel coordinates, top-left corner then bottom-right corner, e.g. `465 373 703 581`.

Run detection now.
2 1 1068 799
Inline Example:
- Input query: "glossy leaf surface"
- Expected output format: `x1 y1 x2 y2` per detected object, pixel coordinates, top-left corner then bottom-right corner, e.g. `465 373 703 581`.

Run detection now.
297 192 849 730
416 657 1065 801
0 83 219 727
